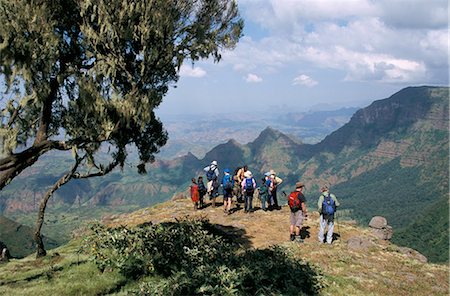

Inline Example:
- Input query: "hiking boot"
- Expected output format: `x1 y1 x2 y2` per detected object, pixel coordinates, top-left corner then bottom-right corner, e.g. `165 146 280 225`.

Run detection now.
290 234 295 241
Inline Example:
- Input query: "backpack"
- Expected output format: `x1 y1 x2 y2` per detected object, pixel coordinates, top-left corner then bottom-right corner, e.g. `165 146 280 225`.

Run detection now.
223 174 232 190
206 167 215 181
198 182 206 195
322 193 336 215
288 191 302 212
244 178 254 192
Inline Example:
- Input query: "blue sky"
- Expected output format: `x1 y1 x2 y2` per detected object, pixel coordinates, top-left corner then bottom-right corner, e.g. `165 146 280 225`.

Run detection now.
157 0 449 116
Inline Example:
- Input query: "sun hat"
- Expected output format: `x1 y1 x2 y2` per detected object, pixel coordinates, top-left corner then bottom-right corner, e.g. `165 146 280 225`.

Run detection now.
269 169 276 175
296 182 305 188
321 185 329 191
211 160 218 166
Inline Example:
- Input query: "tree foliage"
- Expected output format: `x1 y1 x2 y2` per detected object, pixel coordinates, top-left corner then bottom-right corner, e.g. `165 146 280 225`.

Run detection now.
0 0 243 188
84 217 323 295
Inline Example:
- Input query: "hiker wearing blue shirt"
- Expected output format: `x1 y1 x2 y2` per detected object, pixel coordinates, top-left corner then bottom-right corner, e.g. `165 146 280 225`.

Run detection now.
241 171 256 213
222 168 233 214
317 185 340 244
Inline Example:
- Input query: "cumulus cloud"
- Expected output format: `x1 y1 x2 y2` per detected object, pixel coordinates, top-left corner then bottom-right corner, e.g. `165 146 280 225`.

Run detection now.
231 0 448 84
293 74 318 87
179 64 207 78
245 73 263 83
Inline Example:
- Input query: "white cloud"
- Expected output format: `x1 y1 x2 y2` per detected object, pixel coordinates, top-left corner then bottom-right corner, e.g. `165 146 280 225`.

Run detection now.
293 74 318 87
245 73 263 83
231 0 448 84
179 64 207 78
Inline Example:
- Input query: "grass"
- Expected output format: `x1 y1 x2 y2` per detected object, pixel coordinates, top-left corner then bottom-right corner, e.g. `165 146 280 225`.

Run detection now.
0 198 448 295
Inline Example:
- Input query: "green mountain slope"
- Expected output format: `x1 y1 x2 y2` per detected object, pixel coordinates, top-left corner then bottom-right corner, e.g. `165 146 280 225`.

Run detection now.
0 216 58 258
1 86 448 263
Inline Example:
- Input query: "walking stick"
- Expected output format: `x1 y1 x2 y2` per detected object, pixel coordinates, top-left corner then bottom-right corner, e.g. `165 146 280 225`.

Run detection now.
335 211 340 239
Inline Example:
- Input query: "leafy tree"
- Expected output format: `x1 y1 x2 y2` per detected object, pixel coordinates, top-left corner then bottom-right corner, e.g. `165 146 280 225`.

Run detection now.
0 0 243 257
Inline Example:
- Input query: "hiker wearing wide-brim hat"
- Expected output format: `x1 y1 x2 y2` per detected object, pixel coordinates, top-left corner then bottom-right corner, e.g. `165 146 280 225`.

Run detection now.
203 160 220 207
268 169 283 210
317 185 340 244
241 170 256 213
288 181 308 243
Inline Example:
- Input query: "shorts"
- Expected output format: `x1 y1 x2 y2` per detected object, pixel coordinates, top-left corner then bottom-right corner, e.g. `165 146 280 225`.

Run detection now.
290 210 304 227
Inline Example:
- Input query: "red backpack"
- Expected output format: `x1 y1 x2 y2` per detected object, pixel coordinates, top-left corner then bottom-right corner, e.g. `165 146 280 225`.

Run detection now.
288 191 302 212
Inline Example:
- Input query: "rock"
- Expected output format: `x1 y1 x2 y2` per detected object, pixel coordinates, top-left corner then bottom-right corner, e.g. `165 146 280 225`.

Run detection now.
369 216 388 229
398 247 428 263
0 247 10 263
347 236 375 251
371 225 393 240
369 216 393 240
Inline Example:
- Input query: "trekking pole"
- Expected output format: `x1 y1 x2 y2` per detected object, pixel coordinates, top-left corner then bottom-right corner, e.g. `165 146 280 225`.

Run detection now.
335 211 340 238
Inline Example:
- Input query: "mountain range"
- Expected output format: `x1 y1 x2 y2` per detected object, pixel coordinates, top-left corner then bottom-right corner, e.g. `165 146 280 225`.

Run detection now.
0 86 448 263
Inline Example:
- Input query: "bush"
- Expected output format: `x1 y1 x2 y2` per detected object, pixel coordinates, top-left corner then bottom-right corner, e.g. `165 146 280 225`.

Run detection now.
84 217 323 295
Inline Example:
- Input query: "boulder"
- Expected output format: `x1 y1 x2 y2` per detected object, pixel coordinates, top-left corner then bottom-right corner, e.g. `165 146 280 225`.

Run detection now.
347 236 375 251
369 216 393 240
371 225 393 240
398 247 428 263
369 216 388 229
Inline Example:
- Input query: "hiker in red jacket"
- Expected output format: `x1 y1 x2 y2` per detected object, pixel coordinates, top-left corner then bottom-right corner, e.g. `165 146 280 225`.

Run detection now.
190 178 200 210
288 182 308 242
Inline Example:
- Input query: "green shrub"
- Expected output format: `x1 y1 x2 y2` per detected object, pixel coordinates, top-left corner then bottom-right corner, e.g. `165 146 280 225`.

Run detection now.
84 217 323 295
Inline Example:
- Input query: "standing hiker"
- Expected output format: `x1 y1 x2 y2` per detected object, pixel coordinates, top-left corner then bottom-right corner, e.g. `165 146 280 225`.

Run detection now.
259 177 269 211
288 182 308 242
203 160 219 197
210 175 220 207
241 171 256 213
197 176 207 209
190 178 200 210
222 168 233 214
234 165 247 204
269 169 283 210
317 185 340 244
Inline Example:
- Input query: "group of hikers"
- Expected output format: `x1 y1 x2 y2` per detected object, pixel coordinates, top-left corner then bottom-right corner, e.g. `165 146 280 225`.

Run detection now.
189 160 341 244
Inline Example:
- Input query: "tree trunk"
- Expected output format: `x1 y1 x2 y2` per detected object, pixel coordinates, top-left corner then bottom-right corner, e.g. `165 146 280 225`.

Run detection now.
34 170 74 258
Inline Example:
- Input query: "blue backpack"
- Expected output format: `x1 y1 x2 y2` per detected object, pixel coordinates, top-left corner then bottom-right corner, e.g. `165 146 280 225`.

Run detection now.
322 194 336 215
206 168 215 181
244 178 254 192
223 174 233 190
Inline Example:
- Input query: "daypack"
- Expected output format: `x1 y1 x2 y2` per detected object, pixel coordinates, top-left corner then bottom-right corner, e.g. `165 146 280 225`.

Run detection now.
198 182 207 195
206 167 215 181
288 191 302 212
223 174 233 190
244 178 254 192
322 193 336 215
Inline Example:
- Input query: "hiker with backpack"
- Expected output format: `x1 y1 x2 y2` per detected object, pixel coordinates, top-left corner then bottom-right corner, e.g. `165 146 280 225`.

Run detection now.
197 176 207 209
269 169 283 210
259 177 269 211
203 160 219 197
210 175 220 208
190 178 200 210
222 168 233 214
241 170 256 213
288 182 308 242
317 185 340 244
234 165 247 204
